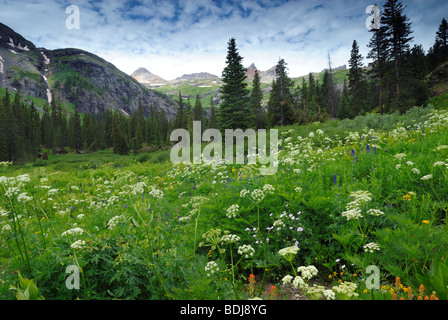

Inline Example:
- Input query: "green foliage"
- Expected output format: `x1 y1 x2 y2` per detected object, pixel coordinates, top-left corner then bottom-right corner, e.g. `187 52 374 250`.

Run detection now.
10 272 45 300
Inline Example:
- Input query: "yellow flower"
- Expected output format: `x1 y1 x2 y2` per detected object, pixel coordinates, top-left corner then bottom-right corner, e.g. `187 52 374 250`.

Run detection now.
422 220 429 224
328 275 332 279
353 273 357 277
232 167 236 172
363 289 368 294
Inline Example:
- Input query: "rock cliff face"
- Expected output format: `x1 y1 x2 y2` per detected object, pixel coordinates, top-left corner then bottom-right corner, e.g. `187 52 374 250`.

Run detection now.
0 23 177 118
245 63 276 83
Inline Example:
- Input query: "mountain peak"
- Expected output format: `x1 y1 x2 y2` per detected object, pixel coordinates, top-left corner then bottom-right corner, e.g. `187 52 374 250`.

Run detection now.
131 67 167 85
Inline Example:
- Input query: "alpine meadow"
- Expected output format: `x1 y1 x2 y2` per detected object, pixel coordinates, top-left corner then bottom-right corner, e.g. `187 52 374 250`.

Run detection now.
1 0 448 306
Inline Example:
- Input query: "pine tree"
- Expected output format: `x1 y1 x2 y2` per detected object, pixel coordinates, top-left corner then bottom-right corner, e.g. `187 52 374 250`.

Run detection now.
209 96 217 129
337 80 352 119
8 92 24 161
249 70 266 128
436 18 448 48
348 40 367 115
193 94 203 129
430 18 448 66
267 58 294 127
217 38 254 130
41 104 53 149
132 102 145 153
367 25 388 114
0 90 9 161
381 0 413 98
174 91 185 129
70 109 82 152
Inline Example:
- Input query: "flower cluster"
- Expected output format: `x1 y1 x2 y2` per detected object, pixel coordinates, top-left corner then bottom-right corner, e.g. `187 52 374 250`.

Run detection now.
363 242 380 253
237 244 255 258
70 240 87 250
62 227 84 237
107 215 124 230
205 261 219 277
226 204 239 218
332 281 359 299
220 233 240 244
250 189 265 203
149 187 164 199
297 265 318 281
278 246 300 262
341 190 373 221
367 209 384 216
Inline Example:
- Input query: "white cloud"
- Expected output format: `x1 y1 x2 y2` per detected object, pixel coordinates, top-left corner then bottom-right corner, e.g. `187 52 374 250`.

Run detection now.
0 0 445 80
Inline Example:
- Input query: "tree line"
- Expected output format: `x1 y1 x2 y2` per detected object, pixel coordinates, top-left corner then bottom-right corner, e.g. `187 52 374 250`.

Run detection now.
0 89 173 162
1 0 446 162
213 0 448 131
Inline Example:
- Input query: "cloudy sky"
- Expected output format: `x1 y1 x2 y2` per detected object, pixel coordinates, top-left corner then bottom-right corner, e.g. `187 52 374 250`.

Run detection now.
1 0 446 80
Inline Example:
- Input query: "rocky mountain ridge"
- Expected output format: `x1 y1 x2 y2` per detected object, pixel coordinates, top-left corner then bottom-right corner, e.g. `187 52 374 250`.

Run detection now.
0 22 177 118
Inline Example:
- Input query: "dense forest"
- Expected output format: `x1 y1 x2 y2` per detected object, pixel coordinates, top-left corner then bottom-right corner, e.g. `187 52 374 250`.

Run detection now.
0 0 447 163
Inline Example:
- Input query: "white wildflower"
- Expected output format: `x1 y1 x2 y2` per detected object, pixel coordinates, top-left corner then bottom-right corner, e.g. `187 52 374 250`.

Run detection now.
240 189 250 198
205 261 219 277
17 192 32 203
292 276 305 288
342 208 362 220
220 234 240 244
297 265 318 281
363 242 380 253
262 184 275 194
70 240 86 250
62 227 84 237
367 209 384 216
237 244 255 258
282 275 293 285
226 204 239 218
250 189 265 203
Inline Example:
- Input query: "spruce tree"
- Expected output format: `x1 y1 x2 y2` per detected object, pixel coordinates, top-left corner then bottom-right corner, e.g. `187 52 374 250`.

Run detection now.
436 18 448 48
217 38 254 130
209 96 217 129
250 70 266 128
337 80 352 119
174 91 185 129
381 0 413 99
267 58 294 127
348 40 366 115
367 25 388 114
0 90 8 161
71 109 82 152
193 94 203 126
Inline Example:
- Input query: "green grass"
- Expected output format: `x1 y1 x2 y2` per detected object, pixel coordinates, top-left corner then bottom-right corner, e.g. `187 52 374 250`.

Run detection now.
1 103 448 301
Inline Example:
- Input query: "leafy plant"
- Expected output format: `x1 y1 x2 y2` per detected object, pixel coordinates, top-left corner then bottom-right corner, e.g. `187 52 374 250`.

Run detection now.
10 272 45 300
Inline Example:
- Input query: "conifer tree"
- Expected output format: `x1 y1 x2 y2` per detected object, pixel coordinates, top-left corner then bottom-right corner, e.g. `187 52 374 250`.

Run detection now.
381 0 413 99
209 96 217 129
193 94 203 131
337 80 352 119
0 90 9 161
267 58 294 127
174 91 185 129
250 70 266 128
217 38 254 130
367 24 388 114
